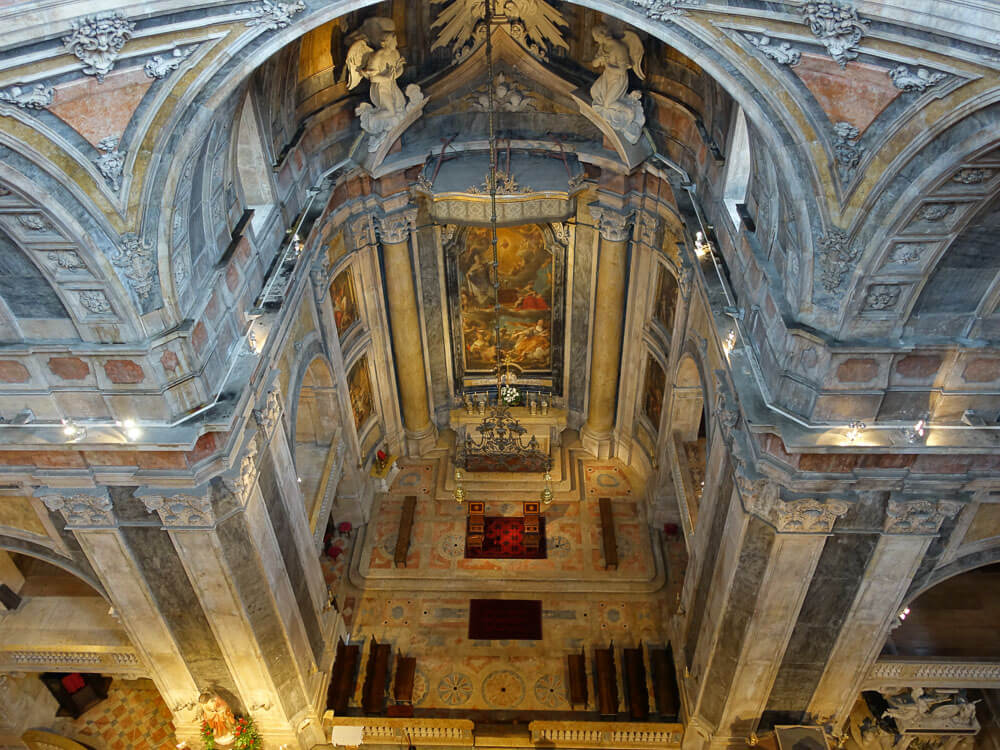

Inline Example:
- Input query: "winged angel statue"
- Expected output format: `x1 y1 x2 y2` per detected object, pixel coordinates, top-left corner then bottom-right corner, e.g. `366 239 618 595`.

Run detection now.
430 0 569 61
345 17 425 152
589 25 645 144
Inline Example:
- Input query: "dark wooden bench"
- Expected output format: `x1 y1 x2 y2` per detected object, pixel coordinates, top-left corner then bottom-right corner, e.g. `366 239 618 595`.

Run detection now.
327 640 360 714
362 638 390 714
594 646 618 717
599 497 618 570
567 651 588 707
624 645 649 720
394 655 416 703
650 645 680 719
394 496 417 568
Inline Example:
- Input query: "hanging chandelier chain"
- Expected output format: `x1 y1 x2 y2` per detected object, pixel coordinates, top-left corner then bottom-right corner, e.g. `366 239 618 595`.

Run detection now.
485 0 503 394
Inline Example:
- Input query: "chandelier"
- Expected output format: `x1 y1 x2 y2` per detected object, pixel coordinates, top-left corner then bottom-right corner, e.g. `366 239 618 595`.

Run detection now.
454 0 552 480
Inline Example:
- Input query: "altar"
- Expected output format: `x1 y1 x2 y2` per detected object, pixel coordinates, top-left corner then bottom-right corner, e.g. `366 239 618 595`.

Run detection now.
448 405 567 473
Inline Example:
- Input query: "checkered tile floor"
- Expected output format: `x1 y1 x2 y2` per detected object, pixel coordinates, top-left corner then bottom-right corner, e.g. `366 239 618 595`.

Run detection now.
71 679 176 750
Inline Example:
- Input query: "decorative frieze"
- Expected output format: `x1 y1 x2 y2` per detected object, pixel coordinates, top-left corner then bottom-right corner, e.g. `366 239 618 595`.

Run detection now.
745 35 801 66
591 206 632 242
0 83 54 110
63 12 135 81
884 498 962 534
800 0 868 68
376 210 415 245
889 65 946 93
38 489 115 528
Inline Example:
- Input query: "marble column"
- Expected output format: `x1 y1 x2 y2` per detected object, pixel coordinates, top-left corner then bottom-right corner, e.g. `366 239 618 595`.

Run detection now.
807 498 962 730
377 209 437 456
581 206 632 458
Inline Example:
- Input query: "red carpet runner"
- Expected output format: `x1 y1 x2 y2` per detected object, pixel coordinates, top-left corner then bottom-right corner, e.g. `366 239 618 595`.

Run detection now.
465 516 546 559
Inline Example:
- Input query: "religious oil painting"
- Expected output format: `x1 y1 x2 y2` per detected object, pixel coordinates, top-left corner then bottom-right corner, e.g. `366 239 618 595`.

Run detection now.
458 224 553 373
654 265 678 335
347 356 374 431
330 268 359 338
643 356 666 431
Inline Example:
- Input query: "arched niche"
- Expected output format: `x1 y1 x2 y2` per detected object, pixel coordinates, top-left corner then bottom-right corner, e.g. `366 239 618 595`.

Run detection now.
290 353 343 540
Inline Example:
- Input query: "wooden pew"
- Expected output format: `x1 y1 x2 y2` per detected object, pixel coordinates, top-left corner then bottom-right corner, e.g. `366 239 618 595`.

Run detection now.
624 645 649 720
650 645 680 719
394 495 417 568
599 497 618 570
362 637 390 714
394 655 416 703
327 639 360 714
594 646 618 717
567 652 588 707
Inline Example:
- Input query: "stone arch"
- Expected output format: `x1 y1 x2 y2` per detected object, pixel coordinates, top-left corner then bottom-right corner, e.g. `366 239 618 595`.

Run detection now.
671 349 708 443
0 535 106 600
288 347 343 540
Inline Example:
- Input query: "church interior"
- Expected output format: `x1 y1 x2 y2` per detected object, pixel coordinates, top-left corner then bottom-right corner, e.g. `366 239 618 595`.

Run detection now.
0 0 999 749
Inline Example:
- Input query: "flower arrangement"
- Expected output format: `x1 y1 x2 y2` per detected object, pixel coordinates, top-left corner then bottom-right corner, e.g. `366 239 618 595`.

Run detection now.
499 383 520 405
201 716 262 750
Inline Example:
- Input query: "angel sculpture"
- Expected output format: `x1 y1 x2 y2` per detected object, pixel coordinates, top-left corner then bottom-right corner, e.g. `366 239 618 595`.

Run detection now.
589 25 646 144
345 17 425 152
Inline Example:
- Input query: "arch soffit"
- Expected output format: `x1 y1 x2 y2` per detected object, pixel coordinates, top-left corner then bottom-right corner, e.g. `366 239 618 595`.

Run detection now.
286 338 334 445
0 536 109 601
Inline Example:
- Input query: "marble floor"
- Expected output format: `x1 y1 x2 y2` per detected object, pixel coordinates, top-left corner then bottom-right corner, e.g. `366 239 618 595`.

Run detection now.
57 678 176 750
331 448 675 717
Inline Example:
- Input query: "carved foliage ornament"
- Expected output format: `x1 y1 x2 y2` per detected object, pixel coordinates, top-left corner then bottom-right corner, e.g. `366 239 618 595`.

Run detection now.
865 284 901 311
41 491 115 527
49 251 87 272
225 436 259 505
376 211 413 245
78 290 111 313
832 121 863 182
746 34 801 66
95 136 125 191
775 497 850 533
63 12 136 81
952 168 991 185
238 0 306 30
629 0 703 23
0 84 54 110
110 233 156 300
142 493 214 527
889 65 946 93
884 498 962 534
817 229 860 293
144 47 194 79
591 206 631 242
800 0 868 68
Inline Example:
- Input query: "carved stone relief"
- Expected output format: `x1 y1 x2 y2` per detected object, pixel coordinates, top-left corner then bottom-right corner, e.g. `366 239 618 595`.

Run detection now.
889 65 947 93
0 84 54 110
39 490 115 528
746 35 801 66
916 204 955 222
109 233 156 300
144 47 194 79
864 284 902 311
817 229 861 293
78 290 112 314
238 0 306 30
884 499 962 534
833 121 863 182
141 492 215 527
95 136 125 190
800 0 868 67
62 12 135 81
628 0 703 23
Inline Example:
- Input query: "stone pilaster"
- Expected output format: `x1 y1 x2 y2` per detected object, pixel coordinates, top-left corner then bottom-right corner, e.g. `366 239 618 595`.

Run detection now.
581 205 632 458
377 208 437 456
806 497 962 730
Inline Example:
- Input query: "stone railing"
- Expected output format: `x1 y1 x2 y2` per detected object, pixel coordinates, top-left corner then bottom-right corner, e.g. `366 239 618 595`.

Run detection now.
867 658 1000 688
323 716 475 746
528 721 684 748
0 647 146 677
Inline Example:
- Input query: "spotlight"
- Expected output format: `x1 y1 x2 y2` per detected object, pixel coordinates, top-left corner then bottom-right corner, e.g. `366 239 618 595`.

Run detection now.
62 420 86 441
845 421 865 443
723 329 737 355
122 418 142 440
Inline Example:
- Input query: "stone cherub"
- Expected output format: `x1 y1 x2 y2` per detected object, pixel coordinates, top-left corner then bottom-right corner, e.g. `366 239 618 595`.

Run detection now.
345 17 425 152
589 24 645 144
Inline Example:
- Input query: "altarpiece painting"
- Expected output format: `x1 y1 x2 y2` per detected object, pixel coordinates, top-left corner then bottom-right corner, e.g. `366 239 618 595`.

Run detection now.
330 268 358 339
445 223 565 393
643 355 666 432
347 356 374 432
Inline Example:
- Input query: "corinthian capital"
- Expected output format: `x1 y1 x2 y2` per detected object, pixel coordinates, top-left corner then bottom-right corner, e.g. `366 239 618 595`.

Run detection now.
591 205 632 242
884 498 963 534
376 209 416 245
138 485 215 528
773 497 850 533
37 488 115 528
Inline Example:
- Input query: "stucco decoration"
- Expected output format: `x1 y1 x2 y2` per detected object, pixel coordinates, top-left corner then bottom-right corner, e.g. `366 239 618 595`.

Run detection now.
817 229 860 293
889 65 947 93
629 0 703 22
884 499 962 534
144 47 194 79
345 18 425 153
589 25 646 145
110 233 156 300
253 389 282 438
140 492 215 527
431 0 568 60
49 251 87 271
78 290 111 313
39 490 115 528
745 35 801 66
62 12 135 81
466 73 534 112
0 84 54 110
800 0 868 68
238 0 306 30
224 436 259 505
95 136 125 190
882 688 980 734
832 121 863 182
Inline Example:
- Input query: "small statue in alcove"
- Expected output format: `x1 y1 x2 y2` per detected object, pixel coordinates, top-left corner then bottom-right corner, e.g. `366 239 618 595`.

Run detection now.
589 24 646 145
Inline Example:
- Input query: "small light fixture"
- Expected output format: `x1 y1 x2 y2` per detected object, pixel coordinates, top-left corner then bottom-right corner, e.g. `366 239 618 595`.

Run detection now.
122 418 142 441
845 420 865 443
723 329 737 355
297 477 302 483
62 420 86 441
906 417 927 443
453 467 465 505
694 231 710 258
540 471 553 505
898 606 910 621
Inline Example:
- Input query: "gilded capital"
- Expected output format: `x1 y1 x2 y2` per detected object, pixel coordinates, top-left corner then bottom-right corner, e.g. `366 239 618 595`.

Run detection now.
592 205 632 242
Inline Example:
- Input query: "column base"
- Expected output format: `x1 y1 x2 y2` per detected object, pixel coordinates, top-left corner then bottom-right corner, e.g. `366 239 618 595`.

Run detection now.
580 425 614 458
405 422 439 457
